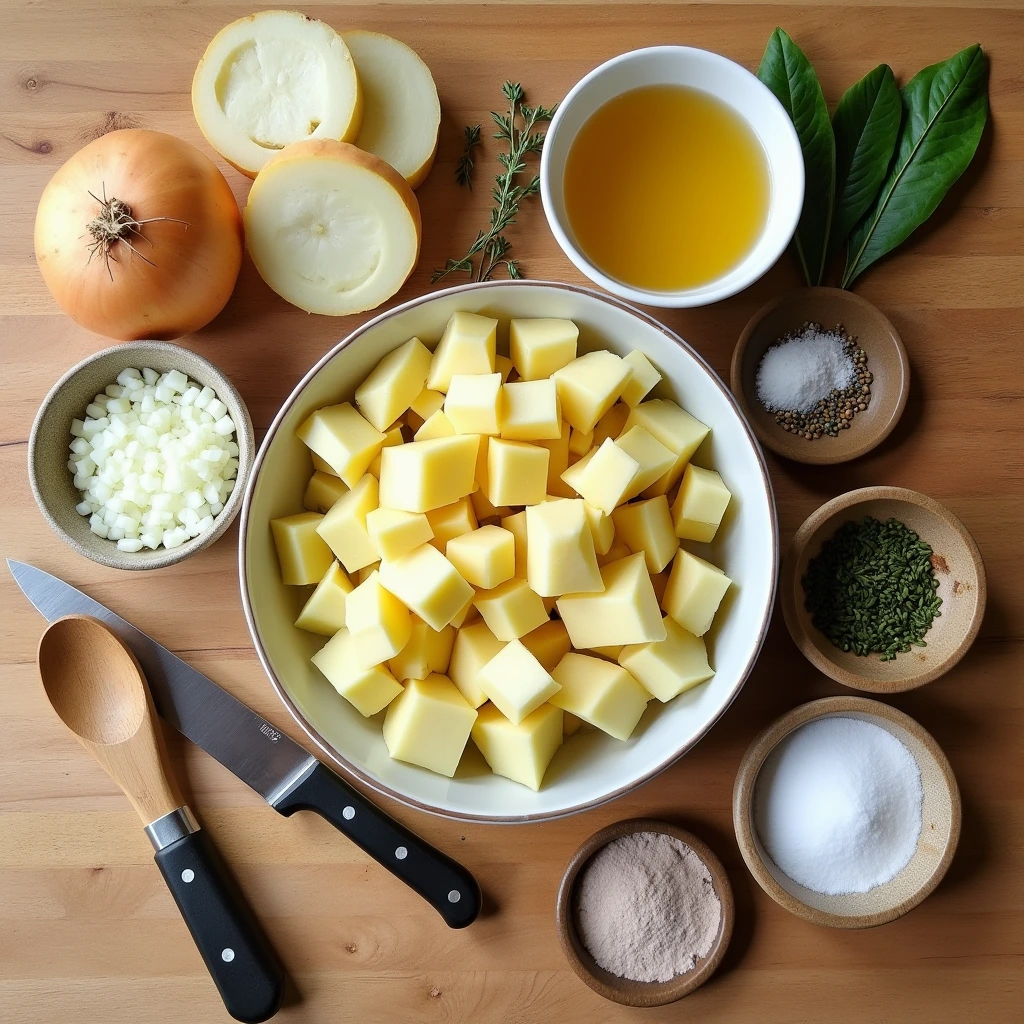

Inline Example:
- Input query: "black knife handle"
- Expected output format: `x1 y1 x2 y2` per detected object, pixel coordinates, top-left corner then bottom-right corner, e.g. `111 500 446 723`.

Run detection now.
154 826 285 1022
275 761 481 929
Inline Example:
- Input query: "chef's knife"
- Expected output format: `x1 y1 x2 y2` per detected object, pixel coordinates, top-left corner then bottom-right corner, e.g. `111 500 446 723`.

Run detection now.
9 560 481 929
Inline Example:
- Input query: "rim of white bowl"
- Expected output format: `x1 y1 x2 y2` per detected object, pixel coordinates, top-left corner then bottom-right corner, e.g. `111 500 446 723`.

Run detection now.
539 45 804 308
238 279 779 824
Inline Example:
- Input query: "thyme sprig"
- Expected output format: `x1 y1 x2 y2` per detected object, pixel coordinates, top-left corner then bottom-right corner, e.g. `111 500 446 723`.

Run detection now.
455 124 482 189
434 81 556 283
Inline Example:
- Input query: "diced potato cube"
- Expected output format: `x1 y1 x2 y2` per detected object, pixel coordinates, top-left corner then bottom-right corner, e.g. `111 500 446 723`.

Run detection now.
476 639 560 724
405 387 445 430
499 379 562 441
271 512 334 585
427 312 497 392
672 464 732 542
366 507 433 561
501 510 528 577
495 353 514 382
556 552 667 648
487 439 549 507
367 422 405 477
426 497 478 551
583 501 614 556
519 619 571 672
472 702 563 790
624 400 710 497
611 495 677 573
470 486 511 522
619 617 714 701
303 470 348 514
568 426 593 456
662 548 732 636
355 336 433 431
316 474 380 573
379 434 480 513
592 644 624 660
563 711 584 737
615 425 676 501
509 318 578 380
620 351 662 407
297 403 385 487
561 437 639 514
593 403 630 447
525 498 602 596
295 561 353 636
378 543 474 631
311 628 403 716
414 409 456 440
446 525 516 589
550 653 649 741
382 674 477 776
311 452 339 477
474 577 549 640
444 372 502 436
552 351 631 433
448 620 503 707
346 569 412 666
536 419 573 498
389 617 456 682
597 540 631 567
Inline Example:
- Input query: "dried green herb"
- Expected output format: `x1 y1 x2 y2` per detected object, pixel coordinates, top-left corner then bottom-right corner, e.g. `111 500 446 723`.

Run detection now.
802 516 942 661
455 124 482 189
434 82 556 284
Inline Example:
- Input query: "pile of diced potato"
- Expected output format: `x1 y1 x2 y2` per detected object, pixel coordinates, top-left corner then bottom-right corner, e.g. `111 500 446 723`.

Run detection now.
270 312 734 790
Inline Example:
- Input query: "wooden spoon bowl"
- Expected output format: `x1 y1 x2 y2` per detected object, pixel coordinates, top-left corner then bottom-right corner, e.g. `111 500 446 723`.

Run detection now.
733 696 961 929
555 818 734 1006
782 486 986 691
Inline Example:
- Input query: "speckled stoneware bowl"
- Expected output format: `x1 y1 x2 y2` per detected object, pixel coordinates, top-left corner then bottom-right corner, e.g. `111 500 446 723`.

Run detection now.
733 696 961 929
29 341 254 570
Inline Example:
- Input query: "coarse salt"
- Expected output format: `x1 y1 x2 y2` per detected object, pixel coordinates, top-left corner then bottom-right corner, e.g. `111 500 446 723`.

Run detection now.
755 326 856 414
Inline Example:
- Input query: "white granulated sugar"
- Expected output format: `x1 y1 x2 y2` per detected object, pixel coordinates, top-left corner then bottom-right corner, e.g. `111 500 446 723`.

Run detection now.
575 832 721 983
755 326 856 414
754 717 923 895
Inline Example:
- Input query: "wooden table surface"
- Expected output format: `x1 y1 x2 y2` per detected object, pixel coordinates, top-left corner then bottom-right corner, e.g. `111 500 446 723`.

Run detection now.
1 2 1021 1022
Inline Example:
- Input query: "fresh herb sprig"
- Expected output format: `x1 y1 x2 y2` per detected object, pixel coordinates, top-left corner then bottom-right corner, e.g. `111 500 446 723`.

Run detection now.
455 124 482 190
434 81 556 283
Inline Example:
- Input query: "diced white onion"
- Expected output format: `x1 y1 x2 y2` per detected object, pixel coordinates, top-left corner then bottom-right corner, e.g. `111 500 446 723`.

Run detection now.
69 367 237 554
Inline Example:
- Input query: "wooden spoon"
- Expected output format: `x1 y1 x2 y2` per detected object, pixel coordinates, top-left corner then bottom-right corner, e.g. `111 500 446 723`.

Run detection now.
38 615 285 1023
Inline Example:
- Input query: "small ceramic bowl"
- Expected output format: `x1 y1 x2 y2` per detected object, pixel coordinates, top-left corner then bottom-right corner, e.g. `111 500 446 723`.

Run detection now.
733 696 961 929
556 818 734 1006
782 487 986 692
731 287 910 464
540 46 803 308
29 341 254 571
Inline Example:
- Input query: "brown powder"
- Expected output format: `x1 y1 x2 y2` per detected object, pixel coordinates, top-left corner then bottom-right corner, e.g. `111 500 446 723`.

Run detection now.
575 832 721 983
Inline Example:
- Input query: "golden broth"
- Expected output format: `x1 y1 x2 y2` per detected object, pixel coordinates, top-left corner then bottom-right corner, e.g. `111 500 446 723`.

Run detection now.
563 84 770 292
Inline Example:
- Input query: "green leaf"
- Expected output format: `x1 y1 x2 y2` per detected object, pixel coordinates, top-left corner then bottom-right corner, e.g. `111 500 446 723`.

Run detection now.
830 64 901 260
757 28 835 285
843 44 989 287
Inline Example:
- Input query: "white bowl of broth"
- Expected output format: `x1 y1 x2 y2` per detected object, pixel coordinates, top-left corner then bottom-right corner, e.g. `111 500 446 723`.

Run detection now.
541 47 804 307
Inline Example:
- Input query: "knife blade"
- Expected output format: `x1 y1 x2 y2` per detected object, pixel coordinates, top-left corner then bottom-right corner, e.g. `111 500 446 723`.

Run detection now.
9 560 480 929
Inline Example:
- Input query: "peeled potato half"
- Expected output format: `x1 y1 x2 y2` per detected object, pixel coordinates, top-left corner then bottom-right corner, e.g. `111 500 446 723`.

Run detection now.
192 10 362 177
245 140 421 316
343 30 441 189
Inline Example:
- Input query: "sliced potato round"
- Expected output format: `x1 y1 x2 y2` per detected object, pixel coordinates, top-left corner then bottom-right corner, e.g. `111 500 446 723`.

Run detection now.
245 140 421 316
343 30 441 189
192 10 362 178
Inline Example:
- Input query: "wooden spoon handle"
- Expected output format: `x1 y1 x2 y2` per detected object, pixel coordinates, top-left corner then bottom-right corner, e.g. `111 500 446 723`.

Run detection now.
153 817 285 1023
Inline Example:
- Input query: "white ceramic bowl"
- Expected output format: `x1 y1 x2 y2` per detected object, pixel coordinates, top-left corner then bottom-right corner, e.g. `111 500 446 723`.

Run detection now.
540 46 804 308
240 281 777 823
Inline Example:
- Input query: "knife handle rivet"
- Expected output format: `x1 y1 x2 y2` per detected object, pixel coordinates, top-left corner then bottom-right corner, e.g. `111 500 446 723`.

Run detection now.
448 890 461 904
181 868 195 883
395 846 408 860
221 948 235 963
342 806 355 820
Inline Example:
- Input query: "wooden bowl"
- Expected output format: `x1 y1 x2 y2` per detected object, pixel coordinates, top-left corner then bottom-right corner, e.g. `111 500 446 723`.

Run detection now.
555 818 734 1006
733 696 961 929
731 287 909 464
782 486 986 692
29 341 254 571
